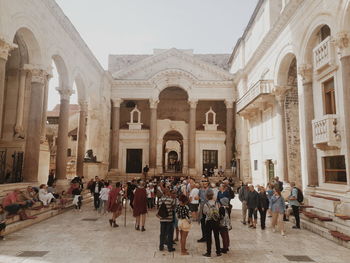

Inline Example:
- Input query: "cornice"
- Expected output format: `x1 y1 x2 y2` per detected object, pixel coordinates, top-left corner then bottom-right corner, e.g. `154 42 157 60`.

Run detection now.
112 48 234 80
40 0 104 72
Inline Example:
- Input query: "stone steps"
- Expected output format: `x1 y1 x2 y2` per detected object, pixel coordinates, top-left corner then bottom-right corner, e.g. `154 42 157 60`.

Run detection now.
298 217 350 249
3 191 93 236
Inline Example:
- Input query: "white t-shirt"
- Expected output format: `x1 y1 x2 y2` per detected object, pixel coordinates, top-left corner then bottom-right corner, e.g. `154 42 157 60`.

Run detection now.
189 188 199 204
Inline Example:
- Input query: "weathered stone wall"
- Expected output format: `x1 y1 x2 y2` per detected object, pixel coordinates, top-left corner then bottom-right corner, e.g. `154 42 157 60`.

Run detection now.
284 86 302 186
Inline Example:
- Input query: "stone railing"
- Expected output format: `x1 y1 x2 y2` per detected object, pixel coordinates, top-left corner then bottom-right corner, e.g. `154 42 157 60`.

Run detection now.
237 80 274 113
312 114 340 150
313 36 335 71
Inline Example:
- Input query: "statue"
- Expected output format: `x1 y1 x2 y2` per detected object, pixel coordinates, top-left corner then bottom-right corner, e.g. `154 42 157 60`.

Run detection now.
84 149 97 162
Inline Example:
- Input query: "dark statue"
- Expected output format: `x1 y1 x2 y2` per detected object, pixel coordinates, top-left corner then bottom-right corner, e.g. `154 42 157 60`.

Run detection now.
84 149 97 163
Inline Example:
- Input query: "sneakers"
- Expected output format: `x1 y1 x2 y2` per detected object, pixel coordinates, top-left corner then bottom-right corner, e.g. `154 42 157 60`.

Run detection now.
281 231 286 236
292 226 301 229
202 253 211 257
197 238 206 243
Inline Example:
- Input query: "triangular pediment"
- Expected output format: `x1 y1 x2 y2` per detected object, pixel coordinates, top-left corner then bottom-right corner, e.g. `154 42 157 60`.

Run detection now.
109 48 234 81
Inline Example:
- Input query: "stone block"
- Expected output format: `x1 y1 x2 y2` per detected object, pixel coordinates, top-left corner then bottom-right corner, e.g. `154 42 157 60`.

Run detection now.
308 195 341 213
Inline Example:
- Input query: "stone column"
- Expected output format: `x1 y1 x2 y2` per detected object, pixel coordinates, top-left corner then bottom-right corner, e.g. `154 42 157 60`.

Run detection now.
55 86 74 180
14 67 28 138
149 99 159 174
110 98 122 171
188 100 198 174
225 100 235 175
0 38 16 137
298 64 318 187
335 32 350 186
76 100 88 177
275 91 289 182
40 74 51 142
23 66 47 182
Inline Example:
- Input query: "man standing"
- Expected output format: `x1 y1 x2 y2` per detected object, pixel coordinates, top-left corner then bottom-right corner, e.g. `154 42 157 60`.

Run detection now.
197 181 210 242
275 176 284 192
246 185 259 228
238 183 249 225
143 165 149 179
158 187 175 252
288 182 301 229
91 176 103 210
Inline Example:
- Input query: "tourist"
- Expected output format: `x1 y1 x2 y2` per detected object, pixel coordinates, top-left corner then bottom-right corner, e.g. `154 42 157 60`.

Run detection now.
47 169 55 187
38 184 55 206
47 183 60 199
218 166 225 176
171 189 180 242
203 190 221 257
217 184 230 204
218 197 231 254
258 186 269 230
0 204 7 240
158 187 176 252
176 194 191 255
86 179 94 191
133 181 147 231
231 158 237 176
197 181 210 242
274 176 283 192
91 176 103 210
72 185 82 211
223 180 235 218
288 182 301 229
2 189 36 220
107 182 124 227
211 183 219 200
143 165 149 179
127 180 137 209
213 166 219 177
266 183 274 217
270 188 286 236
238 183 249 225
246 185 259 228
189 183 200 221
146 184 155 209
99 182 110 214
18 186 36 207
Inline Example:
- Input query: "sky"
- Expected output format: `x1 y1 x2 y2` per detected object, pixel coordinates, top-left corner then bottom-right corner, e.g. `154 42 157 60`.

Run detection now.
48 0 258 110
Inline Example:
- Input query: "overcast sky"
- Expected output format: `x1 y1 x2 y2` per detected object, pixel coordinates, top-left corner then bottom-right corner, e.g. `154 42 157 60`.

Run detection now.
48 0 258 110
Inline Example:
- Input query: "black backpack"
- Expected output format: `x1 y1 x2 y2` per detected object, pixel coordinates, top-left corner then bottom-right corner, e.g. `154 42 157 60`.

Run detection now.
295 187 304 203
228 187 235 199
157 202 169 219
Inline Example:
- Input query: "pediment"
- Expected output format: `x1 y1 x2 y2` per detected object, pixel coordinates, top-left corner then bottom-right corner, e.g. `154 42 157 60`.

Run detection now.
110 48 234 81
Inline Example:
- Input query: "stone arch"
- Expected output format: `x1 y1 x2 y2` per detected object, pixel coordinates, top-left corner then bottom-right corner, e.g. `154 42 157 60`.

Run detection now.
52 55 69 89
275 50 297 87
338 0 350 31
159 126 187 141
298 14 336 65
150 69 196 100
72 71 87 101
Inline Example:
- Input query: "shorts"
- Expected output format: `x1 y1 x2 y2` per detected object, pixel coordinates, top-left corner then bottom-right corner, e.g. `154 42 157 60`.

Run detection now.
189 203 199 212
4 204 21 215
178 219 191 232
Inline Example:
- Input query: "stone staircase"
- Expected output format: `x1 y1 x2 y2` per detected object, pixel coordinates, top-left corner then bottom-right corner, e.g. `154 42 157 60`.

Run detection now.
296 194 350 249
0 184 93 236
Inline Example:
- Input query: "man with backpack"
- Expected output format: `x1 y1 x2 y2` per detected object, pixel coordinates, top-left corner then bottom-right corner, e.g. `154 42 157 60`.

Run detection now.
288 182 302 229
157 187 176 252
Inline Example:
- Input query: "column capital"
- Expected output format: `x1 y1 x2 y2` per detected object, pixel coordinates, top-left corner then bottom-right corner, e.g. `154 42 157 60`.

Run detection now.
56 86 74 100
78 100 88 112
24 64 50 85
333 31 350 58
112 98 123 107
188 99 198 109
297 63 313 84
273 86 288 104
149 98 159 109
224 100 234 109
0 38 17 61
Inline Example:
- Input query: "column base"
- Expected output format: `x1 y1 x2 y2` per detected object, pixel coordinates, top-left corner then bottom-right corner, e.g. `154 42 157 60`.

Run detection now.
55 178 71 191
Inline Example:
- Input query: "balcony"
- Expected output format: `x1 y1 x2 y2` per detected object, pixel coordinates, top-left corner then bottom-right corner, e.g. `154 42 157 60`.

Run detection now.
313 36 335 72
312 114 341 150
237 80 274 114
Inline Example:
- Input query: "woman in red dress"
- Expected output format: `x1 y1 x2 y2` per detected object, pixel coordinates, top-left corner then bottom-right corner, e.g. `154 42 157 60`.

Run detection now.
107 182 123 227
133 181 148 231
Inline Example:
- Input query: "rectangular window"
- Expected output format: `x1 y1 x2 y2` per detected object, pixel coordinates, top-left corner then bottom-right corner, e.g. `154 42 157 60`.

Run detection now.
323 78 336 115
324 155 347 184
254 160 258 171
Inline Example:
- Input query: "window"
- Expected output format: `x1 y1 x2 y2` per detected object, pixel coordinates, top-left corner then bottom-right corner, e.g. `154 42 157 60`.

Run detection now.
323 78 336 115
319 25 331 42
67 148 72 157
324 155 347 184
71 135 77 141
254 160 258 171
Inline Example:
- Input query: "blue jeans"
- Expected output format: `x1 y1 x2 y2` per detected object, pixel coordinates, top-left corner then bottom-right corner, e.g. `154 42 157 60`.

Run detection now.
159 222 174 250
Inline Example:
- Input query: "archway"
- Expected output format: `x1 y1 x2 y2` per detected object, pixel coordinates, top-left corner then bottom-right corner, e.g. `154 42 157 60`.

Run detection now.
158 87 189 122
162 130 183 174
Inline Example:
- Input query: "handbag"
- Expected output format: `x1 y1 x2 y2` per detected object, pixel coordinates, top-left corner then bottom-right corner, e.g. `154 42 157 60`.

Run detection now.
179 218 192 231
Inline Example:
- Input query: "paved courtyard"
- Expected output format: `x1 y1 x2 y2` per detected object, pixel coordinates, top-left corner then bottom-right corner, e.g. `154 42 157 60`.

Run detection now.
0 199 349 263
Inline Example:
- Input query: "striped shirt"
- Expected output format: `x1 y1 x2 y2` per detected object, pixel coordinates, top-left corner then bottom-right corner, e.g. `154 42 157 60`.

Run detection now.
159 196 175 222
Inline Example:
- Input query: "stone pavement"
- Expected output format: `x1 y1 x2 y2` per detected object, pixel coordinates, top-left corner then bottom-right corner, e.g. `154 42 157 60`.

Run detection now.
0 199 349 263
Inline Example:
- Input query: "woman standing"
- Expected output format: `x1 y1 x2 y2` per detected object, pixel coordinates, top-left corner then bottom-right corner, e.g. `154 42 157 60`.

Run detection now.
270 189 286 236
176 195 191 255
107 182 123 227
258 186 269 230
133 181 148 231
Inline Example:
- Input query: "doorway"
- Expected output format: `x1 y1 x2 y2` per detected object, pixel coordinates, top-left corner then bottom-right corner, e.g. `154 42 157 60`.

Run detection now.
163 131 183 173
203 150 218 173
267 159 275 183
126 149 142 173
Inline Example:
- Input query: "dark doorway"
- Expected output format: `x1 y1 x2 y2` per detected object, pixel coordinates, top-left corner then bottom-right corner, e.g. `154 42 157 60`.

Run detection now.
126 149 142 173
203 150 218 172
267 160 275 182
